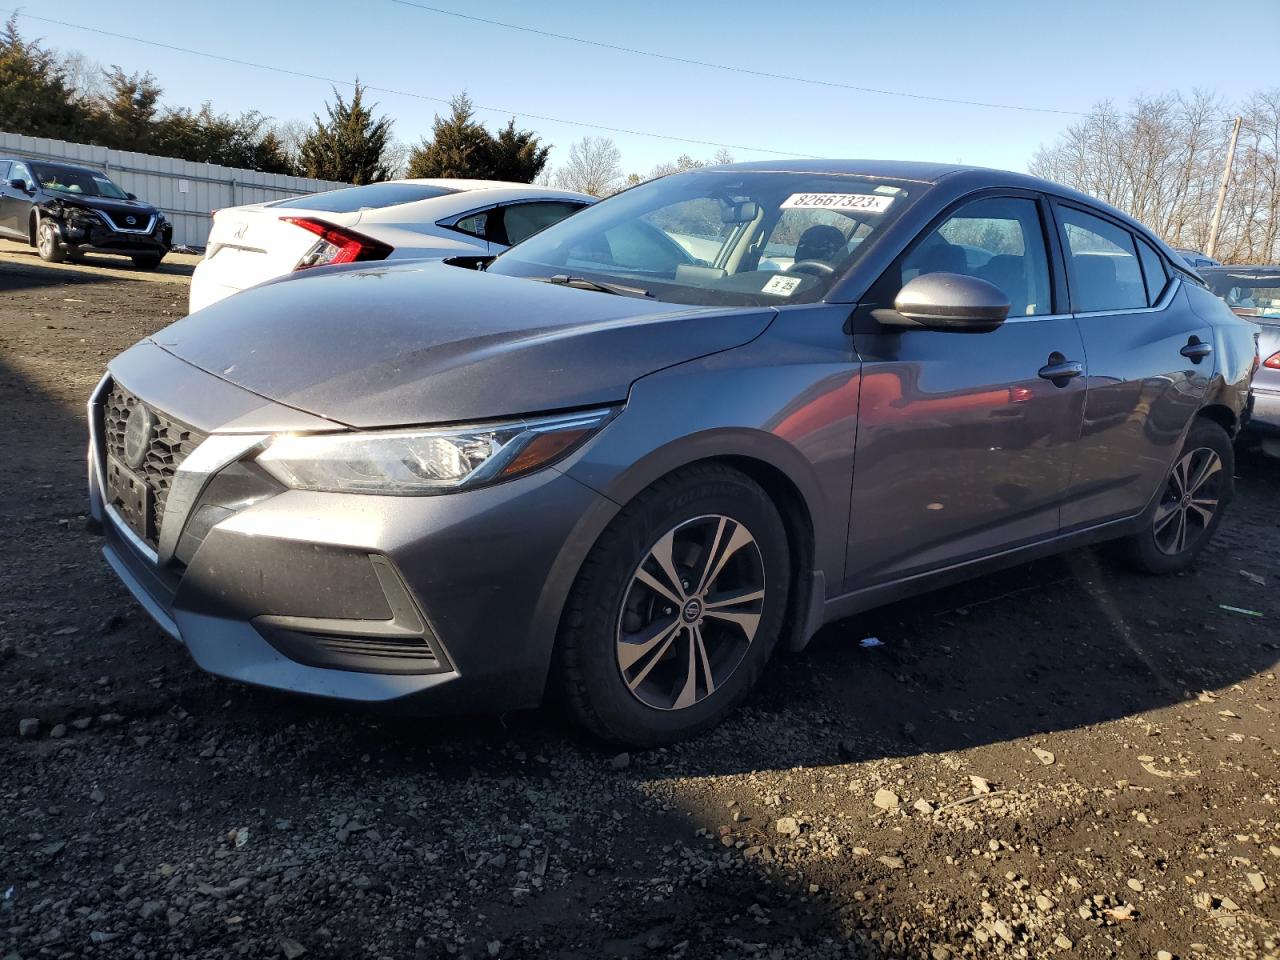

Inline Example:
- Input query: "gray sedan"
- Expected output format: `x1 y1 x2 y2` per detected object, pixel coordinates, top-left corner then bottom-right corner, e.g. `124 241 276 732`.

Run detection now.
89 161 1256 745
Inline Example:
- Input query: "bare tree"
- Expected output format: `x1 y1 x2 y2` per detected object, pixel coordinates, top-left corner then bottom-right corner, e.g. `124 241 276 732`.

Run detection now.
554 136 624 197
1031 89 1280 264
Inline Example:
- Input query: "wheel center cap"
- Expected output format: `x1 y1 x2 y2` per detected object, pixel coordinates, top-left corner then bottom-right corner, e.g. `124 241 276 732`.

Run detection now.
681 598 704 623
1181 494 1191 508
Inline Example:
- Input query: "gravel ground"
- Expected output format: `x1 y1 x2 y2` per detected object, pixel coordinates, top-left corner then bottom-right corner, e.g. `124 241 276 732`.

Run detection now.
2 252 1278 960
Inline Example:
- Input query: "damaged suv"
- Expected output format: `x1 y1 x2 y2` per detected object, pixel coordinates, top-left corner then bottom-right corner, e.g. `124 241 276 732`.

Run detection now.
0 158 172 269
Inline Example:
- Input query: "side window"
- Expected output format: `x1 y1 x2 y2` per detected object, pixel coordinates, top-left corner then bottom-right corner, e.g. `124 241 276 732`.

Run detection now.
450 211 489 240
900 196 1052 316
1057 207 1147 312
0 161 10 180
1135 237 1168 306
496 201 585 247
10 163 32 188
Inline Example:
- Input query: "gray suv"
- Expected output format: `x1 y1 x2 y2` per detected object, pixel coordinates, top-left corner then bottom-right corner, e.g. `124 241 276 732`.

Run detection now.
89 161 1256 745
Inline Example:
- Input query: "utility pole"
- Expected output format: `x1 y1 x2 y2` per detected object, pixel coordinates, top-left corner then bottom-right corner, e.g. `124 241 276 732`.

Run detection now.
1206 116 1243 260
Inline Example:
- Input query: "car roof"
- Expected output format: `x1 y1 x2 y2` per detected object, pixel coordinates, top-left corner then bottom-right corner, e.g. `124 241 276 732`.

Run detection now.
707 159 1183 259
707 158 990 184
3 157 101 174
364 178 592 202
1200 265 1280 276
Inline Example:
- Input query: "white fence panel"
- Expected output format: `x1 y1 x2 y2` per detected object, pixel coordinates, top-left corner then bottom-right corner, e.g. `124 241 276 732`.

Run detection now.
0 131 349 248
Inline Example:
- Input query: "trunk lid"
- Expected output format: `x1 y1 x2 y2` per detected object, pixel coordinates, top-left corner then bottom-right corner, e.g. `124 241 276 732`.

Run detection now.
203 203 365 289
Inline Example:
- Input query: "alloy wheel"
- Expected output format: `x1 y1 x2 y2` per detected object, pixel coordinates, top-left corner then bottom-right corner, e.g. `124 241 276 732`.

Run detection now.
38 224 55 257
1153 446 1222 556
616 514 766 711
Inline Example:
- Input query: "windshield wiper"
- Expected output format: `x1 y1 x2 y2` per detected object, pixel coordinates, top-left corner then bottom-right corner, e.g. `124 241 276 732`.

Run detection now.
539 274 653 298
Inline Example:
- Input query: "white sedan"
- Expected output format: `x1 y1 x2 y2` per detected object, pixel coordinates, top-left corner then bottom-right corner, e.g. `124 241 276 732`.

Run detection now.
189 179 592 313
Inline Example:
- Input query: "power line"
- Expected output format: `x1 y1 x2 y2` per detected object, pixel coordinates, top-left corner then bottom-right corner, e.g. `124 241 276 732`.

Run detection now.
388 0 1091 117
0 9 820 158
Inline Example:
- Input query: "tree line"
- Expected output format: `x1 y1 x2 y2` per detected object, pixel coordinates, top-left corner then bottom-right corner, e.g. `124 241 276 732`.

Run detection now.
0 17 712 190
1031 89 1280 264
7 15 1276 261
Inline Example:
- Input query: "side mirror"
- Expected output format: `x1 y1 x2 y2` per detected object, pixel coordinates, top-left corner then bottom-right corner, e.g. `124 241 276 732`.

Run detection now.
875 272 1010 332
126 192 137 200
7 178 28 191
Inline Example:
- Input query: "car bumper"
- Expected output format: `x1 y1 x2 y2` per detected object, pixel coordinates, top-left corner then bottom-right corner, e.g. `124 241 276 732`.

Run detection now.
1247 384 1280 435
59 218 171 256
188 259 243 313
88 361 615 712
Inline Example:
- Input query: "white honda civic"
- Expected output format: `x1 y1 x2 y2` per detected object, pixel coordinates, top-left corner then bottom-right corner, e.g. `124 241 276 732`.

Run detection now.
188 179 592 313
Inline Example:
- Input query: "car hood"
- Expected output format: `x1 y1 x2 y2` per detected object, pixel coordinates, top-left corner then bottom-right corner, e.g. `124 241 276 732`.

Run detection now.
46 193 159 219
150 261 776 428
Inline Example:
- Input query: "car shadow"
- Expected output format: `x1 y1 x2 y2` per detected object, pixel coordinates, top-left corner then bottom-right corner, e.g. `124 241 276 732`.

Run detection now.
0 243 195 290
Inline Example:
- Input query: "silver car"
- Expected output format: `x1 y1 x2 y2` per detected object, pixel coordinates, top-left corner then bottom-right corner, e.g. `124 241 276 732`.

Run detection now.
90 161 1256 745
1199 265 1280 437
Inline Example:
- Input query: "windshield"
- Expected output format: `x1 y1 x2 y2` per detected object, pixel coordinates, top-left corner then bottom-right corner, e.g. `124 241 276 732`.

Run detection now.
32 163 128 200
1205 272 1280 319
271 182 458 213
486 170 917 306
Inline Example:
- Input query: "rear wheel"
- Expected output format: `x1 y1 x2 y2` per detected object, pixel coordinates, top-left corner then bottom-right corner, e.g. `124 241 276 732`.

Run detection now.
1120 418 1233 574
36 220 65 263
557 464 791 746
131 254 163 270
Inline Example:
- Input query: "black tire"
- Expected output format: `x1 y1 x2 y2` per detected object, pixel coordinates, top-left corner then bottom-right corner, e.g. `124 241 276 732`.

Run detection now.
1120 418 1233 574
36 220 65 263
131 254 163 270
556 463 791 746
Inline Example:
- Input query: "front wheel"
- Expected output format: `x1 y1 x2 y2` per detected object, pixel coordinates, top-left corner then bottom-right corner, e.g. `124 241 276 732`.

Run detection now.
1119 418 1233 574
131 254 163 270
36 220 65 262
556 464 791 746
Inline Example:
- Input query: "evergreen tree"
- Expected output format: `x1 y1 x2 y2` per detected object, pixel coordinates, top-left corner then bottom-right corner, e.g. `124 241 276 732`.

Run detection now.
93 67 163 151
405 94 490 179
0 16 90 139
298 83 394 184
406 95 549 182
486 117 550 182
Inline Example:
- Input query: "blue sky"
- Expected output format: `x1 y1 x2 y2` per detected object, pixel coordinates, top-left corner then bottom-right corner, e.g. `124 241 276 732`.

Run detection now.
8 0 1278 176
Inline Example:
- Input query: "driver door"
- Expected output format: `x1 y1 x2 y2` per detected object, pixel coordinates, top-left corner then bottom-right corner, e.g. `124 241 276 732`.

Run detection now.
844 192 1087 588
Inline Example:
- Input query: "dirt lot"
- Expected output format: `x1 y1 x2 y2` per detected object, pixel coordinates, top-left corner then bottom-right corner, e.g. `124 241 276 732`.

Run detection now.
1 245 1278 960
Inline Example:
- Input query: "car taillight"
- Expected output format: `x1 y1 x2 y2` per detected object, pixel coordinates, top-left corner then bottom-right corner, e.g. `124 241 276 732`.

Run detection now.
283 217 393 271
1265 351 1280 370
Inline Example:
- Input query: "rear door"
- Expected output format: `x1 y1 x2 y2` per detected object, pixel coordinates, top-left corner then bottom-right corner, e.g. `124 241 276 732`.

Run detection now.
1053 202 1213 529
845 192 1087 587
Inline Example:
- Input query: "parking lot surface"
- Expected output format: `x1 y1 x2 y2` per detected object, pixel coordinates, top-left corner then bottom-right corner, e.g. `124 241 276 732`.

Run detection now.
1 255 1277 960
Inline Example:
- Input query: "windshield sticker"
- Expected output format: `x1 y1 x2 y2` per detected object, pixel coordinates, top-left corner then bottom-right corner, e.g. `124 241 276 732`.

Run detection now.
781 193 894 213
763 275 803 297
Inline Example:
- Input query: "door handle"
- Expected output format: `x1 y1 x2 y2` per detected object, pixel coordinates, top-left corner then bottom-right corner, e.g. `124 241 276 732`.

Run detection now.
1038 358 1084 383
1181 338 1213 362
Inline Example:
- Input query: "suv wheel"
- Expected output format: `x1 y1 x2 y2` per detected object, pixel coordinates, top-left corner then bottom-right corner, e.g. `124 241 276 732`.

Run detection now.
131 254 163 270
36 220 65 263
557 464 791 746
1120 418 1233 574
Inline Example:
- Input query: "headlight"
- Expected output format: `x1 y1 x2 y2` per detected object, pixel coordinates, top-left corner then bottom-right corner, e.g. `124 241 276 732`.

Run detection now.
256 408 616 495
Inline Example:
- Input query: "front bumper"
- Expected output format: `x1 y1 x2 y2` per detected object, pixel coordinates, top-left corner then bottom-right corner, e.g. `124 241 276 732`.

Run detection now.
88 353 615 712
57 214 171 257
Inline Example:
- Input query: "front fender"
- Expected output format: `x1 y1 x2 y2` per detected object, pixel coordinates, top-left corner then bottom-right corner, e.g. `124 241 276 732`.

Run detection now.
560 306 861 593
